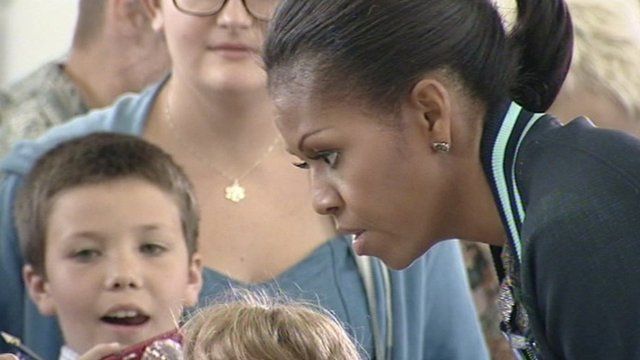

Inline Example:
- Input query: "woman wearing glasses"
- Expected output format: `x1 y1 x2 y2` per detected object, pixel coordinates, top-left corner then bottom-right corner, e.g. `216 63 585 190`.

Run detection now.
0 1 487 359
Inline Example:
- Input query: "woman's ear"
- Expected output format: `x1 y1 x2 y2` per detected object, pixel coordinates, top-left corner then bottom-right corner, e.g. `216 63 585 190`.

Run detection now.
23 265 56 316
140 0 165 32
408 77 453 150
183 253 203 307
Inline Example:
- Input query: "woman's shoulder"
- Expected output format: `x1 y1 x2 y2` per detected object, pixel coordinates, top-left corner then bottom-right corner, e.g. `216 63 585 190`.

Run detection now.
519 116 640 194
518 114 640 268
518 118 640 358
518 115 640 263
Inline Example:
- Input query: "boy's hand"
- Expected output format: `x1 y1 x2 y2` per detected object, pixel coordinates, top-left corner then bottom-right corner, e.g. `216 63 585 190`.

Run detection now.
0 354 19 360
79 343 123 360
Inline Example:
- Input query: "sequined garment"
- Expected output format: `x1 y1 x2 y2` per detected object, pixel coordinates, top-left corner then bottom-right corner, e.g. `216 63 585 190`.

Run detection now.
0 60 88 158
461 241 514 359
497 243 539 359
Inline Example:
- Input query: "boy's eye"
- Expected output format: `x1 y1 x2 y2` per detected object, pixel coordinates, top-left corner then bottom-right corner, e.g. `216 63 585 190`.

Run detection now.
140 243 167 256
72 249 101 262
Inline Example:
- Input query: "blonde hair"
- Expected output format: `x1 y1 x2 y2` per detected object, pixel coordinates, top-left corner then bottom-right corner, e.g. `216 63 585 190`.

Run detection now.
181 291 362 360
562 0 640 118
496 0 640 118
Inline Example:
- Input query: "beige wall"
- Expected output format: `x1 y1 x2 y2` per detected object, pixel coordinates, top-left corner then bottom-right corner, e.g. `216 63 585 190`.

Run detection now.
0 0 77 85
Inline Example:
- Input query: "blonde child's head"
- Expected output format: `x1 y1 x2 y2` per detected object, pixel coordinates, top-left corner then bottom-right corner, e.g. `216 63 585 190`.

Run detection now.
182 290 361 360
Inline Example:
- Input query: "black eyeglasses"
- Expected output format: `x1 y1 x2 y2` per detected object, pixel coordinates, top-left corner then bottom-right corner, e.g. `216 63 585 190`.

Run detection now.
172 0 279 21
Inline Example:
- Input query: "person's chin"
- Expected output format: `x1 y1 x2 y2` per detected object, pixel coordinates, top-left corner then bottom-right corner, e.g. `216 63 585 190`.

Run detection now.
369 246 417 270
354 233 414 269
206 72 266 92
381 254 416 270
98 322 154 346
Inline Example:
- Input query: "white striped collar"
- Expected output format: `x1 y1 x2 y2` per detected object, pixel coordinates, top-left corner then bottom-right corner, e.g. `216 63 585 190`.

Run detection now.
59 345 79 360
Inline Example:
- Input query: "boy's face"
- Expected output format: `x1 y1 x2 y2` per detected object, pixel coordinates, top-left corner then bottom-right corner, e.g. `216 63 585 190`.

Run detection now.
24 177 202 355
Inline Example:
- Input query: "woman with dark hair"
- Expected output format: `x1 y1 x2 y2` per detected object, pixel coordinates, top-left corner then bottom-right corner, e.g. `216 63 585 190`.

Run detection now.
264 0 640 358
0 1 487 360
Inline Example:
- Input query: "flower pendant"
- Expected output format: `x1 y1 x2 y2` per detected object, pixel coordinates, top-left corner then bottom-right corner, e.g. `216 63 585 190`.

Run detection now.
225 180 246 203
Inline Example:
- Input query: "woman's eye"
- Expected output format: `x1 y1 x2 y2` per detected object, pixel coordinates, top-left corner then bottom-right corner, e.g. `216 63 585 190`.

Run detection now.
315 151 340 168
140 243 166 256
292 151 340 170
72 249 100 262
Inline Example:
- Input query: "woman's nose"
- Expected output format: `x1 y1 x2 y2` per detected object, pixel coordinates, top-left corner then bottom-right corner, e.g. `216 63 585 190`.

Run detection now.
216 0 252 28
311 175 342 216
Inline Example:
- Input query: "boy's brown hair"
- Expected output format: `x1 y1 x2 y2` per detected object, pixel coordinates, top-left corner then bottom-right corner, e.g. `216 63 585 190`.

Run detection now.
15 132 200 275
182 290 362 360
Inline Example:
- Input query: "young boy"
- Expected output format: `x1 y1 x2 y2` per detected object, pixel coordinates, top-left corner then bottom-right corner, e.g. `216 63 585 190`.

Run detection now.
14 133 203 360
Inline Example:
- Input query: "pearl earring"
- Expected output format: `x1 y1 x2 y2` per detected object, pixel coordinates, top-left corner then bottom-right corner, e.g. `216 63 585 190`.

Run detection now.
432 142 451 153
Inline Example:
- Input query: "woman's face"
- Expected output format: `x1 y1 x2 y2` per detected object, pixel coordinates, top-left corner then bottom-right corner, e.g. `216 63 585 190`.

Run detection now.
274 95 452 269
146 0 273 92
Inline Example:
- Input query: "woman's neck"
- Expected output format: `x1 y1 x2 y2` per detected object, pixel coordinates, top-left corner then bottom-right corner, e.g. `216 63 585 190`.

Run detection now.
150 77 280 172
437 155 506 247
176 78 274 134
447 105 507 246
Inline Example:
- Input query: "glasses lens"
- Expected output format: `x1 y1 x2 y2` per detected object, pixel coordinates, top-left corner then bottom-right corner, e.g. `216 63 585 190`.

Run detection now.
175 0 224 15
245 0 279 20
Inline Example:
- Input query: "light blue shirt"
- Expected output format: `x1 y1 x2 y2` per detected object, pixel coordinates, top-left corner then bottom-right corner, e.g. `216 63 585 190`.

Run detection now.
0 80 488 360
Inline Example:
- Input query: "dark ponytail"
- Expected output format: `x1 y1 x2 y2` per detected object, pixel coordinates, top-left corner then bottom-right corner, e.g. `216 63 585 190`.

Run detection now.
265 0 573 115
508 0 573 111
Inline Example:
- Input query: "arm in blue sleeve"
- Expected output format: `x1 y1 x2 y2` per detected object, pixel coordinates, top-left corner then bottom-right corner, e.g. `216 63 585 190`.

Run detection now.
0 174 26 353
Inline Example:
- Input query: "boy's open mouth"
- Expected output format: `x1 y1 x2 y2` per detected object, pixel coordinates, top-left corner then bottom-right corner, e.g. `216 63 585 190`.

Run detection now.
101 310 150 326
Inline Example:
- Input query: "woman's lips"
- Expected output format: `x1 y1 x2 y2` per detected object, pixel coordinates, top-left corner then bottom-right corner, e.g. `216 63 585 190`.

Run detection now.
337 227 367 255
352 231 366 255
210 44 256 60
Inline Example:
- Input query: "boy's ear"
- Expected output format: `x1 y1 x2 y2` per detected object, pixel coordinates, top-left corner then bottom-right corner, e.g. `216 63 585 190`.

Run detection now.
23 265 56 316
183 253 203 307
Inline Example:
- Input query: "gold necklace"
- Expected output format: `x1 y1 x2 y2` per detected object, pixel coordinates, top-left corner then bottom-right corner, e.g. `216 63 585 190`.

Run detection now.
164 91 280 203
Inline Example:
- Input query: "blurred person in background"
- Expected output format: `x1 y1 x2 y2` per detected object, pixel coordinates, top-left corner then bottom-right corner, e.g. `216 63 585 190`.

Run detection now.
0 0 170 157
548 0 640 135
